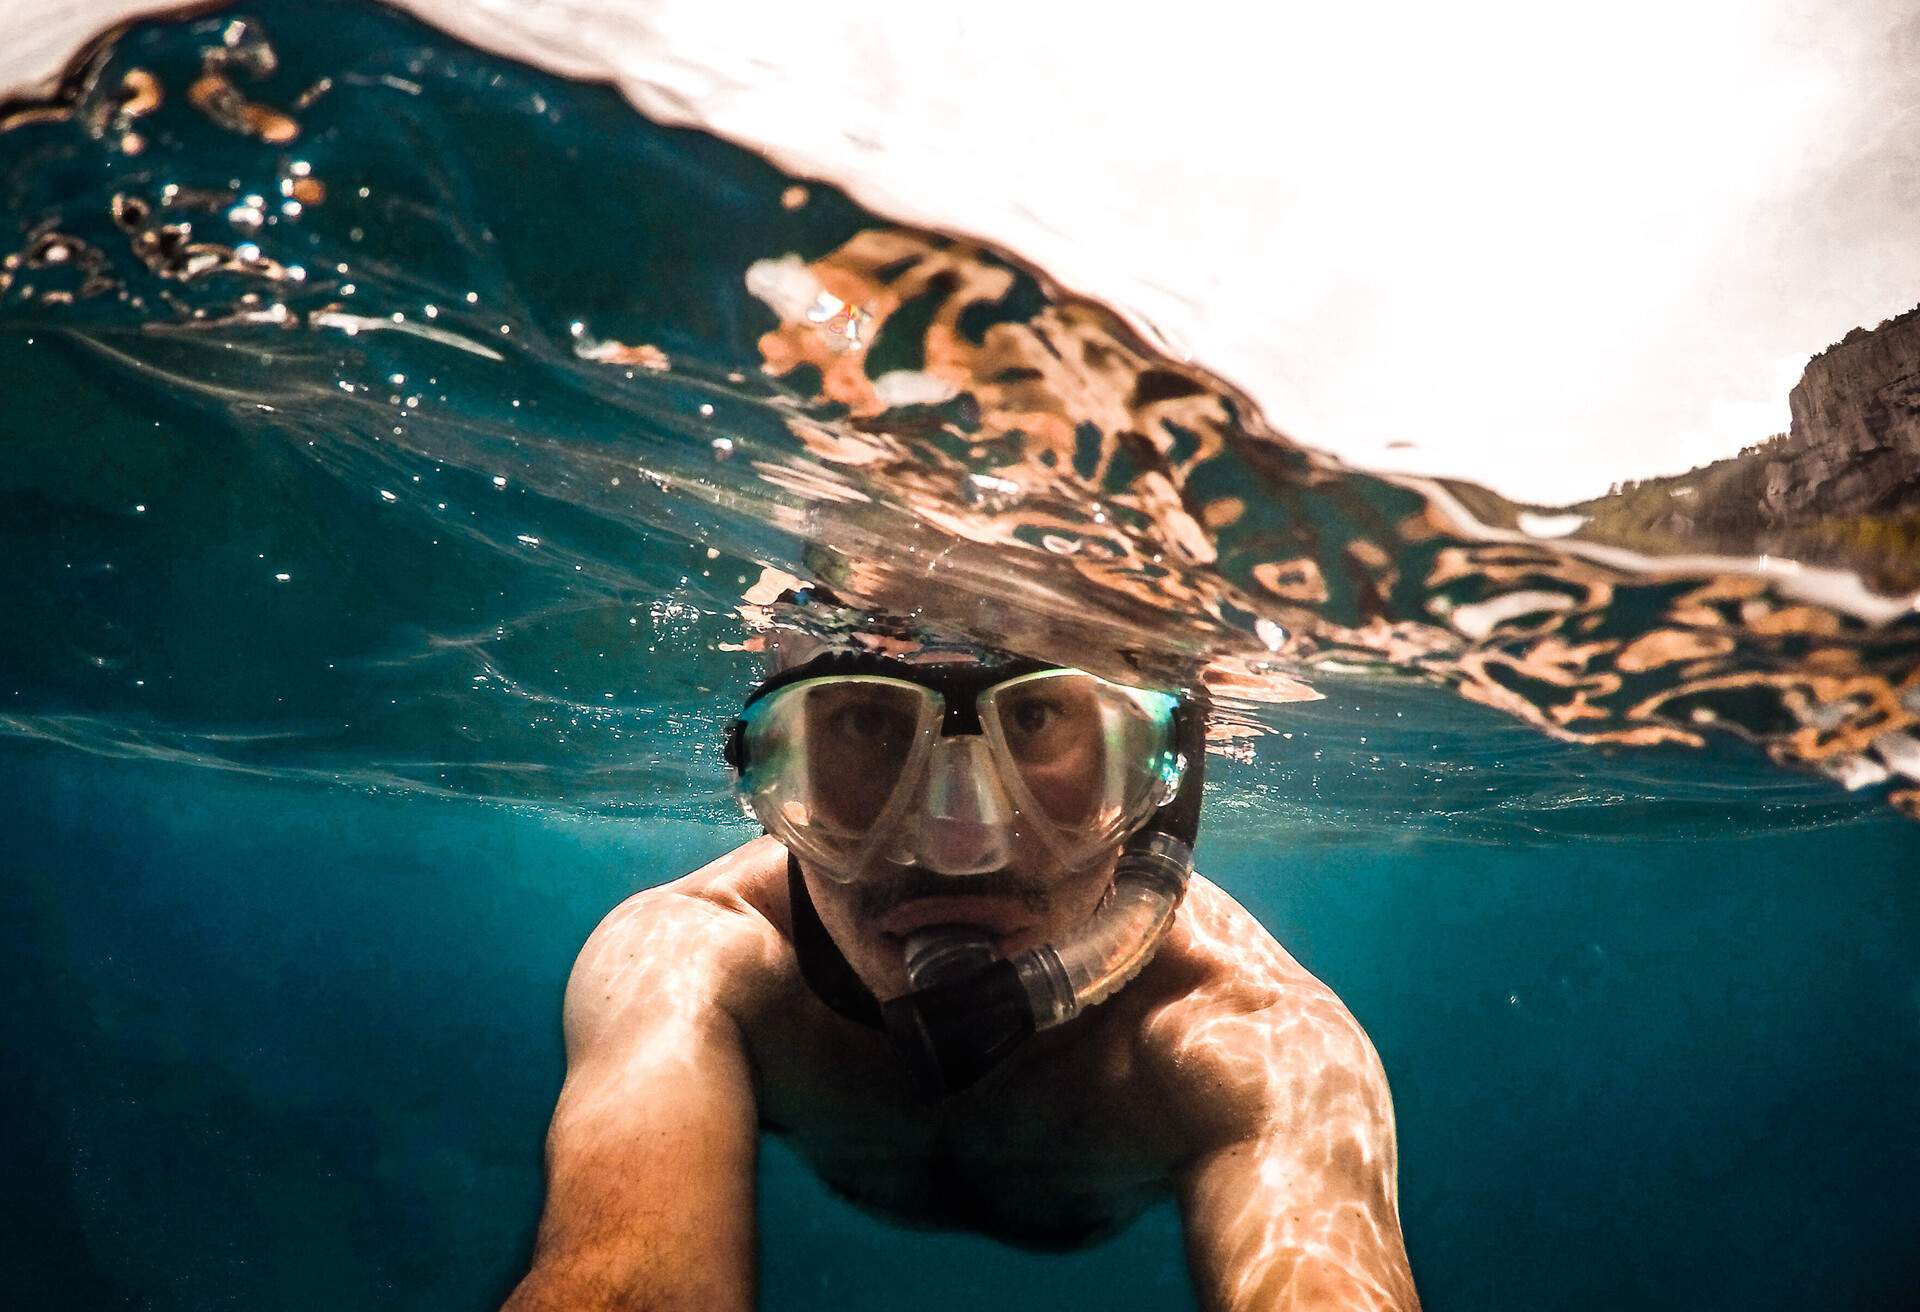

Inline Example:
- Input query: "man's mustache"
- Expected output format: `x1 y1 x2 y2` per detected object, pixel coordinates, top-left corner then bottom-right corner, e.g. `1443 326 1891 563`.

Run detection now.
852 867 1051 920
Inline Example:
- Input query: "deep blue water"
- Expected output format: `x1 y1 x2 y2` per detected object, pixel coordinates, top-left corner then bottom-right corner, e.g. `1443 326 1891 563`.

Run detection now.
5 730 1916 1310
3 3 1918 1309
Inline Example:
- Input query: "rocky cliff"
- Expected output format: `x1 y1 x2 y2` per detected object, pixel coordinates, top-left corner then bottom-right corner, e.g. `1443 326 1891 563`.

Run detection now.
1766 304 1920 522
1447 302 1920 593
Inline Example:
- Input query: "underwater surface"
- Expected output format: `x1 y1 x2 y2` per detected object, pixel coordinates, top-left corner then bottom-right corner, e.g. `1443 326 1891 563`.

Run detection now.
1 3 1916 1308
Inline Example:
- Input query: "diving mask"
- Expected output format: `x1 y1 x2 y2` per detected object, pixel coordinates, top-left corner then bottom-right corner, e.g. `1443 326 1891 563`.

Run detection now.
725 654 1185 883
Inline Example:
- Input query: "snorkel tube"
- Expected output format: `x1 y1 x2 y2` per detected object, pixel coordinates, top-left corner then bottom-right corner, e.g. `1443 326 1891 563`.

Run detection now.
880 699 1206 1099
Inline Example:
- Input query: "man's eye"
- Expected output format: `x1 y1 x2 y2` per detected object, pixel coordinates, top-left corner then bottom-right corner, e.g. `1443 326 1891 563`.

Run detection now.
833 704 908 743
1008 700 1059 737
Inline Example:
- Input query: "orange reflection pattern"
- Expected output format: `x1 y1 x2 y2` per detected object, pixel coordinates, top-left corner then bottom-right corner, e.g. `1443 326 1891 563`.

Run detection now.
745 231 1920 819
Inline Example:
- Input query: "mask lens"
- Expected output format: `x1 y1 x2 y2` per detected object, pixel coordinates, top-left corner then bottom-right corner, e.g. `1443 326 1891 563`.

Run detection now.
740 677 933 850
803 682 926 829
990 674 1108 826
985 671 1178 836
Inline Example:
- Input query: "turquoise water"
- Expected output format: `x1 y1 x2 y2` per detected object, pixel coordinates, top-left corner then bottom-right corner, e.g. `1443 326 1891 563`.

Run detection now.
3 3 1917 1308
8 737 1916 1308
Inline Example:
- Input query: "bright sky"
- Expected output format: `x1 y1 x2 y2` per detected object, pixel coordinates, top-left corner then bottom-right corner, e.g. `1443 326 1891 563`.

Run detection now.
13 1 1920 503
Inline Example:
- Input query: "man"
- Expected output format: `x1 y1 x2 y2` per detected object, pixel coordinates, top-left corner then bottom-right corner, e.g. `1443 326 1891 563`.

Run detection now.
503 627 1418 1311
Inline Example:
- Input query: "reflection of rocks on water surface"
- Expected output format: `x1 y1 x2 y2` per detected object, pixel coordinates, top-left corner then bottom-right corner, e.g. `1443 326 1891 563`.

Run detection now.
0 2 1916 827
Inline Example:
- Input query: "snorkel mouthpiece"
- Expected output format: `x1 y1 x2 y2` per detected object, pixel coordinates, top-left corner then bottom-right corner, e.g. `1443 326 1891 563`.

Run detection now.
900 925 998 984
877 834 1196 1100
879 704 1204 1100
881 928 1036 1099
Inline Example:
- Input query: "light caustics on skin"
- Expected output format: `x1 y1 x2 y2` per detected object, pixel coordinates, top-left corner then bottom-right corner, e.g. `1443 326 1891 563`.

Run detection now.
518 879 761 1303
1 8 1915 829
1150 883 1417 1311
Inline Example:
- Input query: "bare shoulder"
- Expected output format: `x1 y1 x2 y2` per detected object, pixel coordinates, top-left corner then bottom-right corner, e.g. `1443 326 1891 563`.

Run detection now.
1137 875 1393 1151
562 835 791 1061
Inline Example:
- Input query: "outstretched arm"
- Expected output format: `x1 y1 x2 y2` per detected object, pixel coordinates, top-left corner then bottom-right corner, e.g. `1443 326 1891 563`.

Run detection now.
1175 997 1418 1311
503 893 760 1312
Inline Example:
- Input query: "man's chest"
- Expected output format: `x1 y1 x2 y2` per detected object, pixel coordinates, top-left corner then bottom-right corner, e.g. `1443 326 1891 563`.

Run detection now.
775 1100 1170 1248
751 1015 1183 1248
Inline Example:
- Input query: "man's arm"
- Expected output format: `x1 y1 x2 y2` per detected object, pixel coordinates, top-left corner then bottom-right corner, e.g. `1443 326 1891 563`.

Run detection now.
1174 996 1419 1312
503 892 760 1312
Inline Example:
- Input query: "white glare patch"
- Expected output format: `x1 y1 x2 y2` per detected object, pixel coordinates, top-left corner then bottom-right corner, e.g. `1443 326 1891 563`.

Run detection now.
1870 732 1920 781
1823 754 1889 791
963 472 1024 512
874 370 957 408
1445 590 1576 639
309 311 505 361
743 253 824 321
1516 511 1588 539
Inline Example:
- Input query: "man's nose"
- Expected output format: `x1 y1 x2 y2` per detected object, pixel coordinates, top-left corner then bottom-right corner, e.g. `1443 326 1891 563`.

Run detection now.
914 736 1013 876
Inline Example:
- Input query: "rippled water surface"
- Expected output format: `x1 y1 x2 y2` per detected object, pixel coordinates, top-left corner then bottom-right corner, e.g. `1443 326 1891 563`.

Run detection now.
2 4 1916 1309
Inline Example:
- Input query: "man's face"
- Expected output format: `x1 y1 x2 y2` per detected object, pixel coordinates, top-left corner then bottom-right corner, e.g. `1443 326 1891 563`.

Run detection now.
791 669 1131 997
800 845 1121 1002
738 655 1182 997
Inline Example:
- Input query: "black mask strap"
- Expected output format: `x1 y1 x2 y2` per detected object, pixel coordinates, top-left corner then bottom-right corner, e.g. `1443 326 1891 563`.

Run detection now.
787 855 883 1030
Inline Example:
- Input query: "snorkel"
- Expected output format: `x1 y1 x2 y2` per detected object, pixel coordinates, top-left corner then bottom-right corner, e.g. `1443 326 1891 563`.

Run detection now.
879 698 1204 1098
